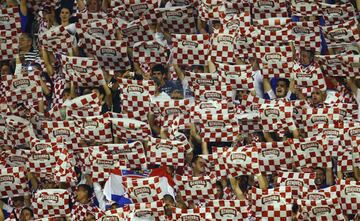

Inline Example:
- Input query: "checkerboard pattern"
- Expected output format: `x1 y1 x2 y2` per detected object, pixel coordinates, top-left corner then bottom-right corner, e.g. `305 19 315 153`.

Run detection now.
339 180 360 216
175 173 218 202
198 0 222 20
256 24 292 46
291 2 321 17
76 12 107 24
193 85 233 102
276 171 317 190
66 105 102 120
53 147 77 185
298 198 345 221
291 136 332 170
302 107 343 136
26 148 58 176
206 200 248 221
316 54 348 77
156 5 196 34
32 189 71 219
257 204 293 221
73 115 113 143
0 167 30 199
171 207 213 221
147 137 186 167
4 115 35 148
250 186 293 212
252 0 288 19
76 18 116 41
42 121 78 147
154 98 191 130
216 63 254 90
101 141 148 170
71 202 104 221
191 100 235 123
253 45 294 79
171 34 211 65
109 117 151 141
1 149 29 168
337 150 354 174
122 176 162 203
186 71 220 90
60 54 106 87
118 17 155 47
321 2 357 26
3 69 43 106
290 21 322 53
234 26 258 58
0 7 21 32
255 140 293 173
118 79 155 114
223 145 261 177
302 185 339 201
133 40 169 64
209 33 237 63
88 152 128 182
338 53 360 79
293 63 327 97
126 201 166 220
258 101 296 132
62 93 100 110
0 30 19 61
219 5 251 27
87 36 131 71
321 19 360 47
253 17 291 27
38 26 73 54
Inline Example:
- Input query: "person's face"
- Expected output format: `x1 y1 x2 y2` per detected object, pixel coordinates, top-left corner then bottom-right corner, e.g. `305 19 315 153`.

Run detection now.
62 92 71 101
163 198 175 217
20 209 33 221
12 196 25 208
212 21 222 30
237 175 249 191
88 0 99 12
186 151 193 164
192 65 204 73
1 64 10 76
215 185 223 199
300 50 313 66
315 168 325 185
170 90 183 100
275 80 288 98
60 8 71 23
192 158 205 175
76 186 89 202
311 89 325 105
152 71 164 82
19 34 32 52
85 214 96 221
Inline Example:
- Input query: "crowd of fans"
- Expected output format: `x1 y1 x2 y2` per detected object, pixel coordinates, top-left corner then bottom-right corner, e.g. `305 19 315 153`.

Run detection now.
0 0 360 220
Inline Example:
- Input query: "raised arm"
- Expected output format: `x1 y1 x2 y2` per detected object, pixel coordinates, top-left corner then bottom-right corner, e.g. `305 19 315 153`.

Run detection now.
20 0 27 16
229 177 246 200
173 64 185 81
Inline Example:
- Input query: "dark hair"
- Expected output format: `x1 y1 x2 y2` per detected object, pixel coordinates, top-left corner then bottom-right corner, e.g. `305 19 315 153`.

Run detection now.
163 194 175 203
314 167 325 174
21 207 34 217
151 64 167 75
62 88 71 96
191 155 201 164
77 184 93 198
277 78 290 88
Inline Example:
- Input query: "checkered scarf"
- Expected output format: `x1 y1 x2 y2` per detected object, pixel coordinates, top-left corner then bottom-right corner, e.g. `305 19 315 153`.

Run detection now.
234 26 258 58
250 186 294 212
60 54 106 88
0 7 21 32
108 117 152 141
0 149 29 168
338 180 360 215
206 200 249 220
0 30 19 61
0 167 30 199
219 2 251 25
293 62 327 97
41 120 78 148
156 5 197 34
255 140 293 173
290 21 322 53
117 17 155 47
209 33 237 63
126 201 166 220
321 18 360 47
191 100 235 124
252 0 288 20
71 202 104 221
107 5 137 22
4 115 35 148
198 0 223 21
185 71 220 90
147 136 187 167
298 198 346 220
302 185 339 201
32 189 71 219
122 176 162 203
2 66 43 107
291 1 321 17
76 11 107 24
73 115 113 144
38 26 74 55
133 40 169 64
76 18 117 41
320 2 357 26
216 63 254 91
172 207 213 220
111 0 160 24
276 171 317 190
193 85 234 102
171 34 211 66
100 141 148 170
257 203 293 221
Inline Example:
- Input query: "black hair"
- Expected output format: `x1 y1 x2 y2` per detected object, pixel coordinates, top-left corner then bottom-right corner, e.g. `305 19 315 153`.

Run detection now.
77 184 93 198
151 64 168 75
21 207 34 217
163 194 175 203
62 88 71 97
277 78 290 88
314 167 325 174
191 155 201 164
